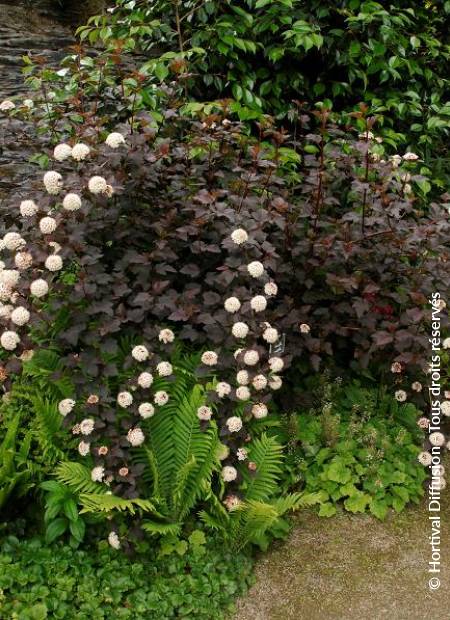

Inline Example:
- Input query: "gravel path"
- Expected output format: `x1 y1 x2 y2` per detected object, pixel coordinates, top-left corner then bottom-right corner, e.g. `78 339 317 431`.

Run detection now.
235 489 449 620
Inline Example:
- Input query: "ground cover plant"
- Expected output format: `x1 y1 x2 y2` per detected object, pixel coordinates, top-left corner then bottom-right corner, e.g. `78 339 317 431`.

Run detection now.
0 533 254 619
277 378 428 519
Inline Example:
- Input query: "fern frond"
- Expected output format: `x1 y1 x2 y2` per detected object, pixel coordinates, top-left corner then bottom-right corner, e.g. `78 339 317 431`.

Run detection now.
242 434 284 502
234 500 280 551
141 520 182 537
55 462 105 494
79 493 155 515
30 397 65 463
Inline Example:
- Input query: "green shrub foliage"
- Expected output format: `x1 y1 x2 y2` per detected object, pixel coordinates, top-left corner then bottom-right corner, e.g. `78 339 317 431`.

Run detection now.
0 535 254 619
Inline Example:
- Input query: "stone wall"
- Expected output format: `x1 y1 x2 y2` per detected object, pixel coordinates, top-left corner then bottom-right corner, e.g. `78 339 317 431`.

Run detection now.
0 1 102 199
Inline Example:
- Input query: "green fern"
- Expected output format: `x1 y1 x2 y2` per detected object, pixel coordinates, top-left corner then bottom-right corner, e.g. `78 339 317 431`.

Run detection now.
134 377 220 533
55 462 105 495
0 414 34 509
79 494 155 515
30 397 65 463
241 434 284 502
200 434 301 550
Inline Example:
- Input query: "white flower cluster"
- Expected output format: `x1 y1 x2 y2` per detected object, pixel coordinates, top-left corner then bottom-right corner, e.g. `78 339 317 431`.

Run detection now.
117 391 133 408
156 361 173 377
230 228 248 245
3 232 25 251
53 142 91 162
105 132 125 149
39 217 57 235
20 200 39 218
0 331 20 350
159 328 175 344
45 255 63 272
132 345 149 362
43 171 63 195
139 402 155 419
63 193 82 212
88 176 107 195
0 100 15 112
58 398 76 416
127 427 145 446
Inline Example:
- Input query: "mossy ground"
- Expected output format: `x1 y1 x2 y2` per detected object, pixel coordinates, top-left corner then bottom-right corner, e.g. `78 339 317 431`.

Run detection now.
235 487 449 619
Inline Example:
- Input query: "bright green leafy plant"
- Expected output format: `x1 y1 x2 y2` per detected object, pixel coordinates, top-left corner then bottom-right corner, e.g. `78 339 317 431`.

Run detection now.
0 534 254 619
280 380 427 519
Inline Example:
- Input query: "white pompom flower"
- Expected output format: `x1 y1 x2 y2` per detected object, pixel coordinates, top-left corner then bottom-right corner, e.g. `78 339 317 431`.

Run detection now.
15 252 33 271
232 322 249 339
88 176 107 195
3 232 25 251
252 374 267 390
197 406 213 421
62 193 82 212
0 270 20 288
264 282 278 297
0 283 12 302
137 372 153 388
131 345 149 362
250 296 267 312
105 132 126 148
247 261 264 278
216 382 231 397
269 375 283 390
429 432 445 447
1 331 20 350
243 350 259 366
80 418 95 435
108 531 121 549
299 323 311 334
159 328 175 344
224 297 241 313
226 416 243 432
403 152 419 161
268 357 284 372
263 327 278 344
91 466 105 482
222 466 238 482
11 307 30 326
39 217 57 235
237 447 248 461
127 427 145 447
394 390 407 403
43 171 63 195
230 229 248 245
20 200 39 218
58 398 76 416
201 351 218 366
53 144 72 161
441 401 450 416
78 441 90 456
138 402 155 419
157 361 173 377
154 390 169 406
417 452 432 466
30 279 49 298
71 143 90 161
236 370 249 385
236 386 251 401
0 100 15 111
45 255 63 272
117 391 133 408
252 403 268 419
0 304 13 320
